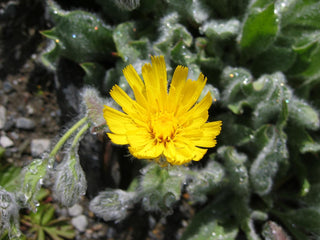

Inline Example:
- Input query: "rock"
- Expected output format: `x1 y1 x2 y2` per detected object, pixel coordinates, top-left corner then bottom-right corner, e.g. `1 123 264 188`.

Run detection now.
26 104 34 115
30 139 50 157
3 81 14 93
0 105 5 129
71 215 88 232
9 132 19 140
0 136 14 148
56 207 68 217
3 116 15 131
16 117 35 130
68 204 83 217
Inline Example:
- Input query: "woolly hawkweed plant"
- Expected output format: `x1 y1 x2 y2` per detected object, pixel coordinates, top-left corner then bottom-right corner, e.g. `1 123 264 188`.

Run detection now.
1 0 320 239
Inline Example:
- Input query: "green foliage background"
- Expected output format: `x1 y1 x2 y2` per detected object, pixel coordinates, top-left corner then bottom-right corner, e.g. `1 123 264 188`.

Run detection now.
39 0 320 239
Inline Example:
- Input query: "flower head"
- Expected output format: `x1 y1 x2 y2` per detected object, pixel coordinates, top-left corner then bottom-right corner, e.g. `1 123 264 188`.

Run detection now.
103 56 222 166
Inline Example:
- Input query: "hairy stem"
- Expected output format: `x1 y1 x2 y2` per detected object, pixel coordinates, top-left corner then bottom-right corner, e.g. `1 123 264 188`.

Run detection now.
49 116 88 158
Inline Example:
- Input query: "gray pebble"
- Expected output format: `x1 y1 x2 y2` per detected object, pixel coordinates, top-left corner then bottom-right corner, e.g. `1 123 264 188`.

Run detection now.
71 215 88 232
26 105 34 115
3 81 14 93
0 135 14 148
3 117 15 131
30 139 51 157
9 132 19 140
68 204 83 217
16 117 35 130
0 105 5 129
56 207 68 217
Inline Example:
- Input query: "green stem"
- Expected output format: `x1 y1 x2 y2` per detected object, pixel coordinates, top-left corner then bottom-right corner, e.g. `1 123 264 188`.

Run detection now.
49 117 88 158
71 122 91 149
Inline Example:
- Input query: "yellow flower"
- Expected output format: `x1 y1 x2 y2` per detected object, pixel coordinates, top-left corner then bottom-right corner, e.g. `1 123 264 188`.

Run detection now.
103 56 222 166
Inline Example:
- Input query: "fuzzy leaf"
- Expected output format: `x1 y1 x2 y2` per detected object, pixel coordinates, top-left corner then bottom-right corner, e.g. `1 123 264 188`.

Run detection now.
140 164 185 212
54 152 87 207
250 126 289 195
0 165 21 192
288 98 320 130
171 41 196 65
186 159 225 202
80 62 106 89
40 40 61 70
202 19 240 40
44 2 115 64
276 208 320 240
154 12 193 53
89 189 136 222
113 0 140 10
181 195 238 240
218 146 249 196
221 67 253 113
240 2 279 57
252 45 296 74
301 183 320 208
0 188 20 238
219 113 254 146
287 124 320 154
22 158 52 209
113 22 150 62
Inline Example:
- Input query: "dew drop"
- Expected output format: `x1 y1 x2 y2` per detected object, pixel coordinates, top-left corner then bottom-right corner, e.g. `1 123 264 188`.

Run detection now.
72 34 76 38
29 167 38 175
243 78 249 84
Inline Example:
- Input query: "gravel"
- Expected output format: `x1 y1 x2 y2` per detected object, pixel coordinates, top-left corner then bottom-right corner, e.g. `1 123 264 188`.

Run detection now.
0 135 14 148
16 117 35 130
0 105 5 129
71 215 88 232
68 204 84 217
30 138 51 157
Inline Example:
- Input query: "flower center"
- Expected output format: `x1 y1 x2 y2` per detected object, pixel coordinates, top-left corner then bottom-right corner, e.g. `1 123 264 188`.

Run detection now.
150 111 178 143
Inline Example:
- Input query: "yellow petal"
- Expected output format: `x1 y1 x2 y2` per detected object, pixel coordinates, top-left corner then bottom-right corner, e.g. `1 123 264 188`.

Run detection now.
181 73 207 112
103 105 133 134
107 133 128 145
142 63 157 108
126 127 153 146
168 66 188 112
169 65 188 97
192 147 208 161
129 141 164 159
123 64 144 93
182 120 222 148
142 56 168 112
109 85 147 127
180 92 212 127
151 55 167 96
123 65 146 107
164 141 194 165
